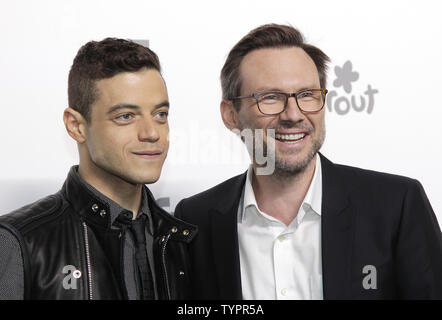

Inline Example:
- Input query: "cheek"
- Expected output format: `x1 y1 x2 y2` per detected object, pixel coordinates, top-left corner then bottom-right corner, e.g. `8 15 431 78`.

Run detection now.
88 128 127 160
238 106 256 127
310 114 325 133
238 112 270 130
162 135 169 156
158 124 169 144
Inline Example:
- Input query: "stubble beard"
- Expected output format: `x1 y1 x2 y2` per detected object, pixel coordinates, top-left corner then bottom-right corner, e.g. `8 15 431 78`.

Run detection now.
237 112 326 178
272 128 325 178
255 123 325 179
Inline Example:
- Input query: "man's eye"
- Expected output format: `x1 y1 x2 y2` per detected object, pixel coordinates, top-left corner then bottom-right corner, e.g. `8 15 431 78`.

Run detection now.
115 113 134 121
259 93 283 104
261 94 279 100
156 111 169 120
297 91 314 99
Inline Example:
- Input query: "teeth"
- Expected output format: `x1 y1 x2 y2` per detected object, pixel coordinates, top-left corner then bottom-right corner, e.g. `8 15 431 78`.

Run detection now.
275 133 306 141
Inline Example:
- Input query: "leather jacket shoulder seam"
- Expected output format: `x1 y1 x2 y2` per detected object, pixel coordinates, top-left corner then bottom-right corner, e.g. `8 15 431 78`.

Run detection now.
21 199 70 235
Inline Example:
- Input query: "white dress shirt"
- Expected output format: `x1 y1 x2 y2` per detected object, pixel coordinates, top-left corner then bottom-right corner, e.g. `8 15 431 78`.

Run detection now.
237 155 323 300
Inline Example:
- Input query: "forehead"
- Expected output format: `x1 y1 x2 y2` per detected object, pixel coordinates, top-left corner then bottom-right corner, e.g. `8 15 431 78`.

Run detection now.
94 68 167 110
239 47 320 92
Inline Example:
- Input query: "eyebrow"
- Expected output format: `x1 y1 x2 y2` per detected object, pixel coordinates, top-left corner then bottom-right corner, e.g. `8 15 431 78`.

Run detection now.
254 86 319 93
106 101 170 115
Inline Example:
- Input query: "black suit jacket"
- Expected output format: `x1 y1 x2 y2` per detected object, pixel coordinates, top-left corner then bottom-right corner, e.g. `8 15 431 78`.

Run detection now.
174 153 442 299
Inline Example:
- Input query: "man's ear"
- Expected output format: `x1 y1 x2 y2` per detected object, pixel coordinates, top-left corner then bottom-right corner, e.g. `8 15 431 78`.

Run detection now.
220 100 240 131
63 108 88 143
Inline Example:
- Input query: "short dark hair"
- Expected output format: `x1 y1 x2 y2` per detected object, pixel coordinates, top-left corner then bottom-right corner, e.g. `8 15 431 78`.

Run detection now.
68 38 161 121
220 24 330 109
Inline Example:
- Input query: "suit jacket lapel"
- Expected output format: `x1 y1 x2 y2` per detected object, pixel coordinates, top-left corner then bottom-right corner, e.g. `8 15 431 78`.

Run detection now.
209 173 247 299
319 153 354 299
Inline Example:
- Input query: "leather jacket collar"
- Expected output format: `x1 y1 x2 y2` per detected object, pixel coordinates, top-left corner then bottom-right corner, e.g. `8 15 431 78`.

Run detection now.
61 166 197 242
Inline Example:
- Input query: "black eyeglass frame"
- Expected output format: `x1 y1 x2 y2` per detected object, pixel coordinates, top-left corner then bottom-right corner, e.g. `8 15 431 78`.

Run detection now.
231 88 328 115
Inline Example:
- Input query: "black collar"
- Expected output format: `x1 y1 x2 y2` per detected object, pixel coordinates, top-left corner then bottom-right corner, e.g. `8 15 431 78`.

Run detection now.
61 166 197 241
62 166 113 229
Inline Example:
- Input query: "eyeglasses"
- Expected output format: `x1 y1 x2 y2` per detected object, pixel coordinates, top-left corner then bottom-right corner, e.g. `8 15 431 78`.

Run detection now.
231 88 328 115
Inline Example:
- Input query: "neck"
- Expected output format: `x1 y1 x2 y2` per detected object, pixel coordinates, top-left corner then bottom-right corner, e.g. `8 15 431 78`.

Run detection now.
78 162 143 219
251 154 317 226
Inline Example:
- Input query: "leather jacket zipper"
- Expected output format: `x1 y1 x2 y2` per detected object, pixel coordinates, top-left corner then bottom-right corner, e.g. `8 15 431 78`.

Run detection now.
82 222 93 300
160 233 171 300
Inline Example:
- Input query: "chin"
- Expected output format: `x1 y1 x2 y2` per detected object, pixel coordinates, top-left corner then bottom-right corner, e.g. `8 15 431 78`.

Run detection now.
129 163 164 184
275 153 315 174
275 162 307 175
135 173 161 185
116 170 161 185
143 175 161 184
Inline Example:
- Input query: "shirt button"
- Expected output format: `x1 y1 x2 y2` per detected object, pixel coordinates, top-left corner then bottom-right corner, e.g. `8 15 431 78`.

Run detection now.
281 288 287 296
277 235 286 242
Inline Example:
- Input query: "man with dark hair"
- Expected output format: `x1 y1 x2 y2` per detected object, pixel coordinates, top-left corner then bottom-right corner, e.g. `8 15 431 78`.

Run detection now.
0 38 196 300
174 24 442 299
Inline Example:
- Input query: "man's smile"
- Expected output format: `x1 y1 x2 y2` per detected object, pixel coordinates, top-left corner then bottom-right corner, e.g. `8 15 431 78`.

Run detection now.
132 150 163 159
275 131 308 143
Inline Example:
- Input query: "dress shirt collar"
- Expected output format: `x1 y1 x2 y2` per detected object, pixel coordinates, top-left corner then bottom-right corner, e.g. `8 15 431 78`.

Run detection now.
240 154 322 223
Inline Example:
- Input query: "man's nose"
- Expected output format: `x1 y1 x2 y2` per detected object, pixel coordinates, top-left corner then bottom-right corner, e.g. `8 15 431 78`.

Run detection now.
138 117 160 142
278 95 305 122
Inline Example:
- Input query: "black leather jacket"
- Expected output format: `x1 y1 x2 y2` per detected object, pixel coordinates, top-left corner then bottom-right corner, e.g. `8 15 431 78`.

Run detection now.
0 168 197 300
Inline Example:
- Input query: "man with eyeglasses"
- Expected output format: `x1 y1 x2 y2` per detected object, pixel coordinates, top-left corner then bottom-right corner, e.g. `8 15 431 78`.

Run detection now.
174 24 442 299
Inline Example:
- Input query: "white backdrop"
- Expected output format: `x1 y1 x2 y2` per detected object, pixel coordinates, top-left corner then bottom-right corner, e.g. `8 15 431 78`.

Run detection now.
0 0 441 227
